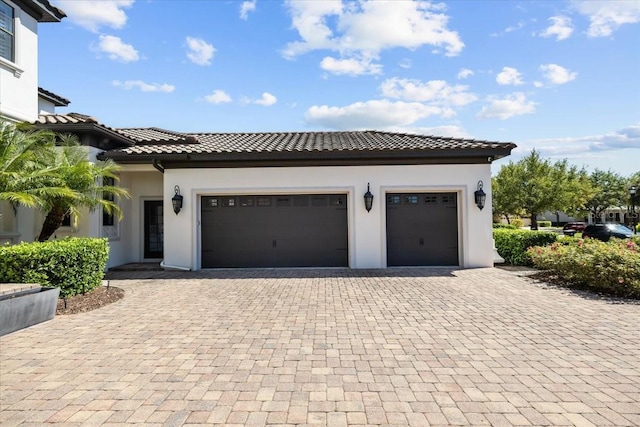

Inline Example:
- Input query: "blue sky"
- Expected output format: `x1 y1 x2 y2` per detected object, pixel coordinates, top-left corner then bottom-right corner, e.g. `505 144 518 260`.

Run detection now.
38 0 640 176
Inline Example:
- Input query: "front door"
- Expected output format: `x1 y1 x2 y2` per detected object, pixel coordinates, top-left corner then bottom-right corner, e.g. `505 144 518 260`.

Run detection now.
144 200 163 259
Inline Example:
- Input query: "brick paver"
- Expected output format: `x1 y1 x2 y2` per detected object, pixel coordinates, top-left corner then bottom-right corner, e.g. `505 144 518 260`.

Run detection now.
1 267 638 426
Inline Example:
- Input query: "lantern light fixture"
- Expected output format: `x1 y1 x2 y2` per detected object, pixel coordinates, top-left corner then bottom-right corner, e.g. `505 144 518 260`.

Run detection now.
364 183 374 212
172 185 183 215
474 181 486 210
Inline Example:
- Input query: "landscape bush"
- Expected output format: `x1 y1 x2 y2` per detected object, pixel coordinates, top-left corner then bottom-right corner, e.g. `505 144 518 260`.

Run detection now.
537 220 552 228
0 238 108 298
510 218 524 228
527 238 640 299
493 229 558 266
493 223 517 229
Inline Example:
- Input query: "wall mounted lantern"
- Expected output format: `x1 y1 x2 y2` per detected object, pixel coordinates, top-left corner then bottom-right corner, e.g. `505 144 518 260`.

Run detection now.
172 185 184 215
474 181 486 210
364 183 374 212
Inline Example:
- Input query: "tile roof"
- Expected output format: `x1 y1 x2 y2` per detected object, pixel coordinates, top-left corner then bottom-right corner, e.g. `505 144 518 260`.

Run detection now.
101 129 516 165
23 0 66 22
38 87 70 107
108 129 514 155
35 113 135 147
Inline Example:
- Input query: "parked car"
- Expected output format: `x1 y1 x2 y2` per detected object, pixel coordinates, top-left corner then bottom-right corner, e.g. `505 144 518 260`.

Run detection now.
581 223 634 242
562 222 586 236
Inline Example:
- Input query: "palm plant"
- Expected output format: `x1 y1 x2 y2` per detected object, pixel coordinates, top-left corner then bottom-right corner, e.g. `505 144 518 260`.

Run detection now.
0 120 74 208
36 136 130 241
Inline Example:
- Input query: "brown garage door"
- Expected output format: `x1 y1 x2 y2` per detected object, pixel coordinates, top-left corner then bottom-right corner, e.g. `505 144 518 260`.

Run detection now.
201 194 348 268
386 193 459 266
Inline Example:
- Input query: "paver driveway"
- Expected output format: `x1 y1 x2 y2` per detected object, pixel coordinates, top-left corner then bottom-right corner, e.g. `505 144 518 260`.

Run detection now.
1 268 639 426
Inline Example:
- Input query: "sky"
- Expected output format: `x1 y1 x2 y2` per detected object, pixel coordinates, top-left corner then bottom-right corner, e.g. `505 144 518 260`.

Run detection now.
38 0 640 177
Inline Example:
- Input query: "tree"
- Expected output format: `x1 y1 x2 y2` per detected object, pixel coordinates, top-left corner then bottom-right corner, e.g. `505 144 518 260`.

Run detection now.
582 169 627 223
1 120 129 241
492 162 524 223
492 150 592 229
36 137 129 241
0 120 74 208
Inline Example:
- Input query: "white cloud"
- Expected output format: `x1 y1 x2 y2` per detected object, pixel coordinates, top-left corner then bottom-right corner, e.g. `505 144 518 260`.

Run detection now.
240 0 257 20
97 35 139 62
540 16 574 40
496 67 524 85
572 0 640 37
398 58 412 69
254 92 277 106
540 64 577 85
54 0 133 32
380 78 477 106
477 93 536 120
205 90 232 104
457 68 474 79
186 37 215 66
523 123 640 158
305 100 444 130
320 56 382 76
283 0 463 75
112 80 175 93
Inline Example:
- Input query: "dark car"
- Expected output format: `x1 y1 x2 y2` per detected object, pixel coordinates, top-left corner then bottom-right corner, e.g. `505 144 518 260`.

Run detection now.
562 222 586 236
581 223 634 242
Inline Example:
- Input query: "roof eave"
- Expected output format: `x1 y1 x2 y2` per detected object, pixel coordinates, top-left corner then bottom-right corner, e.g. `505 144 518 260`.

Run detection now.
35 122 135 148
15 0 66 22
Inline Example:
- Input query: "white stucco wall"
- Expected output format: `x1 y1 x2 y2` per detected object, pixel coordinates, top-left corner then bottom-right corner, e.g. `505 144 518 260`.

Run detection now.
0 0 39 122
161 163 493 270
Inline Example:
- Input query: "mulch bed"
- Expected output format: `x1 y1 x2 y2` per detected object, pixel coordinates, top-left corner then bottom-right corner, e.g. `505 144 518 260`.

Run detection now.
56 286 124 315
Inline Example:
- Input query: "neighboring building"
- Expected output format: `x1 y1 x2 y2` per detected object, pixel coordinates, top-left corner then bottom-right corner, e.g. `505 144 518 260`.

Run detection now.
34 117 516 270
1 0 65 244
0 0 65 122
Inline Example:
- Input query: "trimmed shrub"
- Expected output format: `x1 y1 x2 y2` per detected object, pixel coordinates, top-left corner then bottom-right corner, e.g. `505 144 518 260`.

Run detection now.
537 220 552 228
0 238 108 298
493 229 558 266
493 223 517 229
511 218 524 228
527 238 640 298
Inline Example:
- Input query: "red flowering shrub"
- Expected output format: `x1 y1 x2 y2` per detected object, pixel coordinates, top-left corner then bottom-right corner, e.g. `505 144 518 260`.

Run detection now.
527 238 640 298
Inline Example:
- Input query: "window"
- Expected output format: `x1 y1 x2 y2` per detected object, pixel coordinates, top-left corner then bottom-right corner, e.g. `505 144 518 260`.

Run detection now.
0 1 14 62
102 177 115 226
61 212 72 227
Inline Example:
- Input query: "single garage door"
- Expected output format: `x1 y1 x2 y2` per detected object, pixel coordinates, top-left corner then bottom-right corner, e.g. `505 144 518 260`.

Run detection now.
386 192 458 266
201 194 348 268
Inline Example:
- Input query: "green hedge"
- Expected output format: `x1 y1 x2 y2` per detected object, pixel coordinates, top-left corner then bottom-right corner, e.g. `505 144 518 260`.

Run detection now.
493 229 558 266
537 220 552 228
493 223 518 229
528 238 640 298
0 238 108 298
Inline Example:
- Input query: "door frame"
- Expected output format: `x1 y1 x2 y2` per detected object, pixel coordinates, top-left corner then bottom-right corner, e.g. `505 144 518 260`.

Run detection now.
142 198 164 261
381 185 464 268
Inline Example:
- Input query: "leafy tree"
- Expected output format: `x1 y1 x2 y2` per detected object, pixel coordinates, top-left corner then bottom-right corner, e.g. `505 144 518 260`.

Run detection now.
492 150 592 229
582 169 627 222
492 162 524 223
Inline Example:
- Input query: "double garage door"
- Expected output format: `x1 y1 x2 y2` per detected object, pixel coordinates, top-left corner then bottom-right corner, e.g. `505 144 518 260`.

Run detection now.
201 192 458 268
202 194 348 268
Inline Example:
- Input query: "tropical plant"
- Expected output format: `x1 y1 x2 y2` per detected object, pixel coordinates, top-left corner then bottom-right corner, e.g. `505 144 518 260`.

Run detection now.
36 137 129 241
0 120 73 208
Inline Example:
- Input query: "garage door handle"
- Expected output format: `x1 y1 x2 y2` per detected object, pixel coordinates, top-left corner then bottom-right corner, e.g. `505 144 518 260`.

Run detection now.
272 240 277 248
419 238 424 246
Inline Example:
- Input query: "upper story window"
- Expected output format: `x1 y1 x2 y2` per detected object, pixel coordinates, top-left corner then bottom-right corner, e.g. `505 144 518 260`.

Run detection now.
0 1 14 62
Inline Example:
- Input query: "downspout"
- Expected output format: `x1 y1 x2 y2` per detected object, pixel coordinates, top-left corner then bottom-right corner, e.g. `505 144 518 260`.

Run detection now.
152 160 189 270
152 159 164 173
160 261 191 271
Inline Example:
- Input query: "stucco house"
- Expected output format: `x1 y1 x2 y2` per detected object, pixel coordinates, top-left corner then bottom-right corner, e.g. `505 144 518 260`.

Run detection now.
2 0 517 270
33 115 516 270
